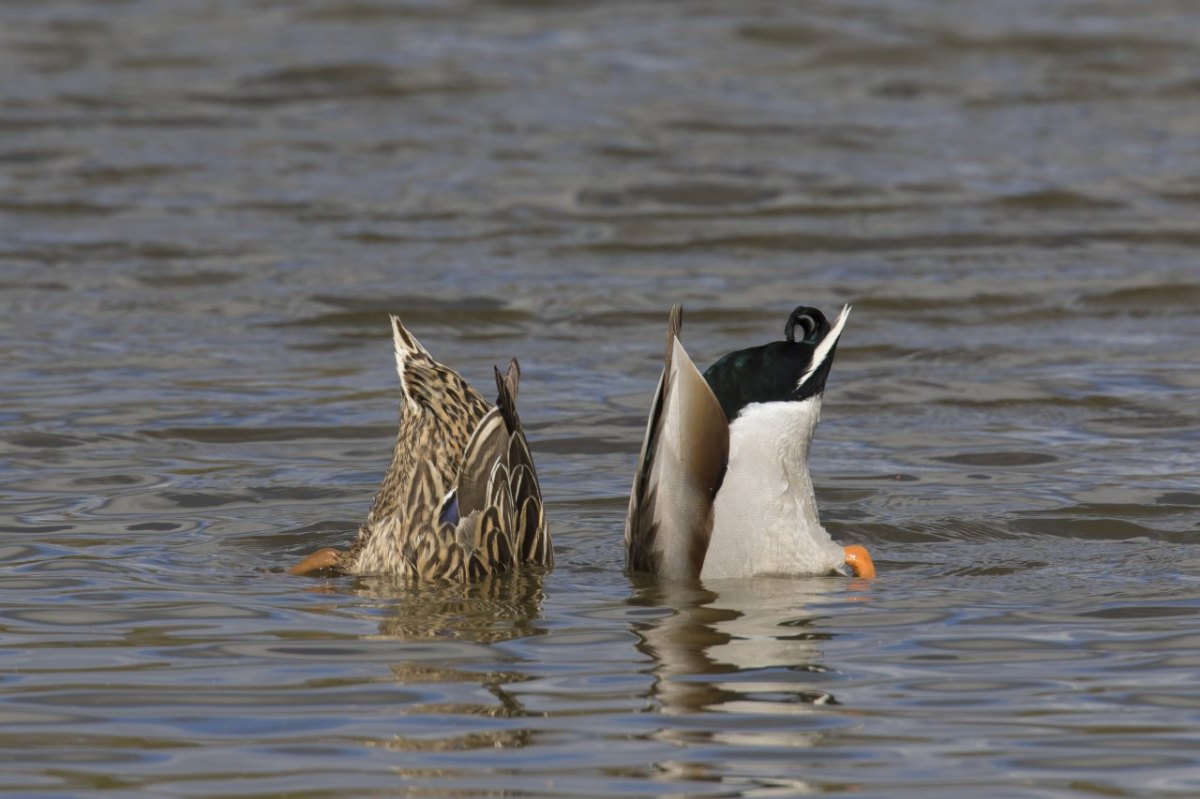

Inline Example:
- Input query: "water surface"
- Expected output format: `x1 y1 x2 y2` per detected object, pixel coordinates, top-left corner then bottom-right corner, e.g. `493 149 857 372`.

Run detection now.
2 1 1199 796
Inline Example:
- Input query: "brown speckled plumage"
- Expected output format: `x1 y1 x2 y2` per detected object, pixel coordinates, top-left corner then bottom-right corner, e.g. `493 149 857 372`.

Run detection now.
296 315 551 580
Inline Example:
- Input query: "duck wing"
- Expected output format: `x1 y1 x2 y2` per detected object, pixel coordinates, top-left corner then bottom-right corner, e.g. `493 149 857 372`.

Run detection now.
625 305 729 580
445 358 551 578
493 359 552 568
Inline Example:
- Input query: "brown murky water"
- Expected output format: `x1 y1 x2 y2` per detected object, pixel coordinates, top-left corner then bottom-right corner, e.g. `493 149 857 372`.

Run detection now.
2 1 1199 796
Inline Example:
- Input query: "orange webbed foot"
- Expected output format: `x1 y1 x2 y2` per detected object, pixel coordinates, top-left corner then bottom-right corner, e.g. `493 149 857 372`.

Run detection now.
843 544 876 579
289 548 343 576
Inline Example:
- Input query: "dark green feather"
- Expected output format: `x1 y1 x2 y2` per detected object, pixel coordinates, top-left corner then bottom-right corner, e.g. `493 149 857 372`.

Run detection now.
701 306 837 422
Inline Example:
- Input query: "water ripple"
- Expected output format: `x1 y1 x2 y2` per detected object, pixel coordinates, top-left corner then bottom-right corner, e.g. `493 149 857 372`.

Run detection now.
2 0 1199 796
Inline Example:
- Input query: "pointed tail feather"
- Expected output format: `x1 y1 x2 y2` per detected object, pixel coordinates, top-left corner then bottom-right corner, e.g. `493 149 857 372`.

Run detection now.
390 315 432 398
390 314 429 357
493 359 521 433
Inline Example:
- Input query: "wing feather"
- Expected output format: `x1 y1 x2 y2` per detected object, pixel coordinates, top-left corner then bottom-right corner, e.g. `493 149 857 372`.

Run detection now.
494 360 552 568
456 409 508 516
447 358 552 573
625 305 729 580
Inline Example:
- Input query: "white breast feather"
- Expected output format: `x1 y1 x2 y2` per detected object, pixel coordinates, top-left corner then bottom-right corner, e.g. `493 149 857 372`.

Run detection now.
700 399 845 579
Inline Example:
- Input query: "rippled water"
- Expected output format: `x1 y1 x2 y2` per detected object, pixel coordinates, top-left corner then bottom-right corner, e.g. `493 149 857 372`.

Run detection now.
3 1 1200 796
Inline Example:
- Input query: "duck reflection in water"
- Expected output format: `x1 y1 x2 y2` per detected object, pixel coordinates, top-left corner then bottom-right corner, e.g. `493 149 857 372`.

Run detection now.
629 575 855 728
338 570 548 755
355 569 548 644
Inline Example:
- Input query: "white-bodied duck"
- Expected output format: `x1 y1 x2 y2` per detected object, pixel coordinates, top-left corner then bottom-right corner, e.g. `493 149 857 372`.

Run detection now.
625 304 874 580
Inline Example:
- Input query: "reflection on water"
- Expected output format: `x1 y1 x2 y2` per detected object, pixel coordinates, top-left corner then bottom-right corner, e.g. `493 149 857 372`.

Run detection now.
630 578 849 795
632 578 845 720
305 574 549 753
2 0 1200 795
357 570 549 644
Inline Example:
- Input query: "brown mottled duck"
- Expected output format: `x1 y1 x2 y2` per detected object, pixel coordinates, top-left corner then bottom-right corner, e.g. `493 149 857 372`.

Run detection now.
291 316 551 579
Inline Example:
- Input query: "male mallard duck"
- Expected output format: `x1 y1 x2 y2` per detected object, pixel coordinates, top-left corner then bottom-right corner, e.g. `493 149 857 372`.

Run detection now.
291 316 552 579
625 304 874 580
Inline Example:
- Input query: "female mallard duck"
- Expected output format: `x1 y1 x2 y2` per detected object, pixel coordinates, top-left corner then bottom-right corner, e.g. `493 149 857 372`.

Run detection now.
291 315 552 579
625 304 874 580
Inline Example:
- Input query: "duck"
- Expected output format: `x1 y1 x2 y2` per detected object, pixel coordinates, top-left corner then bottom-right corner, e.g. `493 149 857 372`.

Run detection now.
290 315 552 579
625 304 874 581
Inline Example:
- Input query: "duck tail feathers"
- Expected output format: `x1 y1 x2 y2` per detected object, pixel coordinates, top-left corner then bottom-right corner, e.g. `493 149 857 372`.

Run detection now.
390 314 433 392
493 358 522 433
